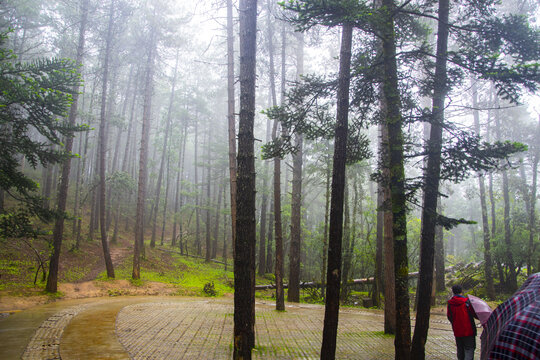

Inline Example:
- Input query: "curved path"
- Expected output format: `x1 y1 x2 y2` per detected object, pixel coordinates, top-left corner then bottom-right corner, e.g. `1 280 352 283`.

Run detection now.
0 297 480 359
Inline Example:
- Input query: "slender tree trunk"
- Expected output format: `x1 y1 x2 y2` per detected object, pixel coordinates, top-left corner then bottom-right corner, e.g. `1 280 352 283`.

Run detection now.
494 93 517 292
258 119 271 274
527 117 539 275
150 52 179 249
411 0 449 357
212 174 223 259
266 200 274 274
194 120 201 255
288 31 304 303
380 1 410 357
374 167 384 308
133 28 156 280
321 145 331 299
320 23 353 360
471 81 496 300
98 0 116 278
172 124 187 247
205 130 212 262
160 152 171 246
46 0 89 292
234 0 258 357
227 0 237 256
341 178 352 302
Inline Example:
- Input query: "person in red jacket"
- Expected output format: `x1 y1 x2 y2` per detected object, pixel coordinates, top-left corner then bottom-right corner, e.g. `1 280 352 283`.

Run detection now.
448 284 478 360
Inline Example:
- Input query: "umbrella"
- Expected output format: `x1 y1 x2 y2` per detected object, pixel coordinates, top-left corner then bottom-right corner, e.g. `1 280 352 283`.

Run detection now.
468 294 492 326
480 273 540 360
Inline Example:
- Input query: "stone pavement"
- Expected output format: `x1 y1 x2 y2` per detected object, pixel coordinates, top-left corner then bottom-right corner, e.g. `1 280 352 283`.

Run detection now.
0 296 481 359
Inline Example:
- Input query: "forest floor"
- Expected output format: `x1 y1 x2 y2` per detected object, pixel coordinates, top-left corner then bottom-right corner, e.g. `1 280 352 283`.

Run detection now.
0 233 235 313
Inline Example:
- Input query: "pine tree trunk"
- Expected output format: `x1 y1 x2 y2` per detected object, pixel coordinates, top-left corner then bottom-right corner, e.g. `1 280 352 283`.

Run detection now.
494 93 517 292
160 153 171 246
320 23 353 360
288 133 303 302
258 116 272 275
194 120 201 255
527 117 539 275
212 174 223 259
205 130 212 262
471 81 496 300
321 147 331 299
266 200 274 274
227 0 237 255
133 27 156 280
374 169 384 308
380 1 410 357
234 0 258 357
288 31 304 302
411 0 449 357
98 0 116 279
172 124 187 247
46 0 89 292
150 53 178 248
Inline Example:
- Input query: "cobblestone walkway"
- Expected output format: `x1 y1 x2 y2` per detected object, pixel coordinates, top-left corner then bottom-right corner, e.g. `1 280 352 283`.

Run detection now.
115 300 477 360
21 303 97 360
8 297 481 359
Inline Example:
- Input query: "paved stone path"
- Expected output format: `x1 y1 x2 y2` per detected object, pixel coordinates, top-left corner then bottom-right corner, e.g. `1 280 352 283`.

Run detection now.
0 297 482 359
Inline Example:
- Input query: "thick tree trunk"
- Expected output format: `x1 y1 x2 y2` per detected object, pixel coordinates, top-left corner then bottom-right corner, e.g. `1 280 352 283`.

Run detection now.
98 0 116 279
320 23 353 360
172 124 187 248
234 0 258 357
46 0 89 292
380 1 410 357
133 28 156 280
411 0 449 357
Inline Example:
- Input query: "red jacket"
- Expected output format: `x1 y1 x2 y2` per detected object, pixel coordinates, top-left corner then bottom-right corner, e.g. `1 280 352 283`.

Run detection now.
447 295 477 337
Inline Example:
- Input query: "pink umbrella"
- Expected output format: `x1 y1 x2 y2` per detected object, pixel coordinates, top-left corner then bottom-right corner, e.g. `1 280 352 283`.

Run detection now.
468 294 492 326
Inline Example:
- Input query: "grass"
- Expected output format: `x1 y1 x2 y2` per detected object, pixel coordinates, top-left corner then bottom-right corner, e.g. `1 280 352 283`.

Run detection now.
97 247 235 297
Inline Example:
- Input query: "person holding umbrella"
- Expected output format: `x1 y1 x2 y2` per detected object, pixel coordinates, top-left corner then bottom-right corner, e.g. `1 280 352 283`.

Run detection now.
448 284 479 360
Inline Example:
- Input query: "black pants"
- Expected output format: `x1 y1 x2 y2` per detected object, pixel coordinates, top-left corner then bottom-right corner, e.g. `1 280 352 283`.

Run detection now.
455 335 476 360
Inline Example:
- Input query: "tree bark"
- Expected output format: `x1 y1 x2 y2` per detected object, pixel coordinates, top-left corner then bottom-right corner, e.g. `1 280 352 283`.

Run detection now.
133 26 156 280
227 0 237 256
320 23 353 360
46 0 89 292
321 144 331 299
471 80 496 300
98 0 116 279
494 92 517 292
411 0 449 357
234 0 258 357
288 31 304 303
205 130 212 262
380 1 410 357
151 50 178 248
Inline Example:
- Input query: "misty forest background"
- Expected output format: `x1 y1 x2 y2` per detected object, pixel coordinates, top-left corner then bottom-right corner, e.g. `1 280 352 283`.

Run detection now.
1 0 539 357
